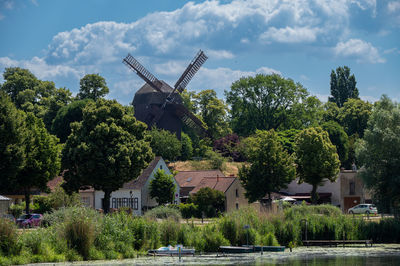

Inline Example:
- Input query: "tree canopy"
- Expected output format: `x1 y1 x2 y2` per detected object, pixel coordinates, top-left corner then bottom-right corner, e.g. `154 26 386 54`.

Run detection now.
149 169 176 205
148 127 181 161
239 130 296 203
321 121 349 166
356 95 400 215
61 99 153 213
338 98 372 138
77 74 109 101
329 66 359 108
226 74 308 136
190 187 225 218
295 127 340 204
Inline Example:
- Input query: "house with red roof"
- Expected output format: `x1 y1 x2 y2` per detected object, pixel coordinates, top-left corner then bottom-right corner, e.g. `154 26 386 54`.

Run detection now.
174 170 250 212
47 157 180 215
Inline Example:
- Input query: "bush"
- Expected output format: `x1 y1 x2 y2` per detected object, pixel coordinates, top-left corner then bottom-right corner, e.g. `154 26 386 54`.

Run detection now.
179 203 198 219
201 224 229 252
42 206 100 227
159 219 180 246
144 206 181 222
8 203 24 219
32 195 52 214
0 218 20 256
204 150 226 171
261 232 280 246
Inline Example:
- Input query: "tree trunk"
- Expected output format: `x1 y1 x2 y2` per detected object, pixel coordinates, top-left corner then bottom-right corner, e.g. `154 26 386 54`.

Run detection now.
103 190 111 214
311 185 319 205
267 192 272 210
24 188 30 214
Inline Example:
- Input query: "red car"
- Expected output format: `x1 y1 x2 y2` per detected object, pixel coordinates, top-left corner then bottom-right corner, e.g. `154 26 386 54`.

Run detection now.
16 213 43 228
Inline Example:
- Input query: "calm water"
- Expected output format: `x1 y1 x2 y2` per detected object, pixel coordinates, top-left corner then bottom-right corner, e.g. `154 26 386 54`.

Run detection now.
250 255 400 266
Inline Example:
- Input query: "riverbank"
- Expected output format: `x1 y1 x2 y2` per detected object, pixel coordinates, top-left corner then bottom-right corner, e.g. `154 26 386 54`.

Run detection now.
28 244 400 265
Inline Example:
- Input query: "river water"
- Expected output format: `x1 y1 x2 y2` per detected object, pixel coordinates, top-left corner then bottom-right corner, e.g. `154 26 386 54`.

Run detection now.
33 244 400 265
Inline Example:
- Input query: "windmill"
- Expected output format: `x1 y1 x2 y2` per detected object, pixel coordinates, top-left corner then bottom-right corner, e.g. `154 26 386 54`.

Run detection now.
122 50 209 139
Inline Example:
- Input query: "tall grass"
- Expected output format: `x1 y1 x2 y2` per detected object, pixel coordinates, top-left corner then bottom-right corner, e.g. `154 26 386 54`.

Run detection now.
0 218 20 256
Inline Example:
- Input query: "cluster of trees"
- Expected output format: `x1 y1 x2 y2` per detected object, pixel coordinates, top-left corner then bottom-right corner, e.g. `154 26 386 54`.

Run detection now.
1 65 398 214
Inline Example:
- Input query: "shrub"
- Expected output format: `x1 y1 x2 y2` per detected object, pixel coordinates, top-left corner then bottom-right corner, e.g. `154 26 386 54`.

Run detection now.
43 206 100 226
32 195 52 214
8 203 24 219
159 219 180 246
201 224 229 252
0 218 20 256
144 206 181 222
179 203 198 219
261 232 280 246
204 150 226 171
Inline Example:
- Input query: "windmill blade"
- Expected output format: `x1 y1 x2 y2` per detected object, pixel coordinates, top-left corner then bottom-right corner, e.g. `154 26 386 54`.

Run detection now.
172 103 209 137
174 50 208 93
123 54 163 93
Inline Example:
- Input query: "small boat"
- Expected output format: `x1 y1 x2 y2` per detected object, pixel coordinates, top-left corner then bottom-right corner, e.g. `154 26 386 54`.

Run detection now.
243 245 285 252
219 246 254 253
148 245 195 256
219 245 285 253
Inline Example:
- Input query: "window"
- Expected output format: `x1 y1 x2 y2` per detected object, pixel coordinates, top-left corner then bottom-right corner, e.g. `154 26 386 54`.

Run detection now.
160 165 163 169
81 197 91 207
111 197 139 210
235 189 239 198
349 181 355 195
236 203 239 210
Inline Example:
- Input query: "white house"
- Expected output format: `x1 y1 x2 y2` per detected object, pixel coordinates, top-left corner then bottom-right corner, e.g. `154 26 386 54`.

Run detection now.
93 156 180 215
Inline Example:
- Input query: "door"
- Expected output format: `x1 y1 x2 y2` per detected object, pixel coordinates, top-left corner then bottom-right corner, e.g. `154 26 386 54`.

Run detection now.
344 196 361 213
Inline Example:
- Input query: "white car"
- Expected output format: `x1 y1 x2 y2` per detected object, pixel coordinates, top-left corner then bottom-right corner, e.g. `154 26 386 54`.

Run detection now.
348 204 377 214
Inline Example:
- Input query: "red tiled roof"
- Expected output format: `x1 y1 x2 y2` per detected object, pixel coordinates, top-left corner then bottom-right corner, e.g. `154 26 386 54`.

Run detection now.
175 170 225 188
190 176 236 194
122 156 162 190
47 176 63 192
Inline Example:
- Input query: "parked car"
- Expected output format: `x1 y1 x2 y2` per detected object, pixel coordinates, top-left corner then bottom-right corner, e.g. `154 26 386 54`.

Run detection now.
348 204 377 215
16 213 43 228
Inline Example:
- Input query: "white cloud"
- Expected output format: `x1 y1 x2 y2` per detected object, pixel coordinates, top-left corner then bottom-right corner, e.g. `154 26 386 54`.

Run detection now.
260 26 319 43
206 50 235 59
334 38 385 63
388 1 400 13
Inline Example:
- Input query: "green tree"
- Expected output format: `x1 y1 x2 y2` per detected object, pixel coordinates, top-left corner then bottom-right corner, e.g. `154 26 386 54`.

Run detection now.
226 74 308 136
9 113 60 214
193 89 231 139
322 101 340 123
0 92 26 185
338 98 372 138
356 95 400 215
149 127 181 161
61 99 153 213
295 127 340 204
190 187 225 218
276 129 301 154
283 96 324 130
51 99 92 143
77 74 109 100
239 130 296 203
1 67 73 130
321 121 349 167
149 169 176 205
180 132 193 160
329 66 359 108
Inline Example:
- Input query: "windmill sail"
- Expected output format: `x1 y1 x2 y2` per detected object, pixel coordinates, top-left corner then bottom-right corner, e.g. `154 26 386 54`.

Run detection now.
123 54 163 93
173 104 209 137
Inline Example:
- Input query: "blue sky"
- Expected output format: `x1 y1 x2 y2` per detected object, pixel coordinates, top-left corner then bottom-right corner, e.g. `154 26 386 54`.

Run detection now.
1 0 399 105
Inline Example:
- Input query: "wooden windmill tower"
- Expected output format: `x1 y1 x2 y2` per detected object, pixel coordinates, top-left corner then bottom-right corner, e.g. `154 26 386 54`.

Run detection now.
122 50 209 139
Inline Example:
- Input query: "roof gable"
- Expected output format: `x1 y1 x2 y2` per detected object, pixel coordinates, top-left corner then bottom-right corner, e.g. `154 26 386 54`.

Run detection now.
190 176 236 194
122 156 163 190
175 170 225 188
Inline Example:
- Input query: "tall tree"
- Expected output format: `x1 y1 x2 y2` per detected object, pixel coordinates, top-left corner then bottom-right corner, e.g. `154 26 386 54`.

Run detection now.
77 74 109 101
148 127 181 161
295 127 340 204
226 74 308 136
180 132 193 161
193 89 231 139
0 92 26 186
356 95 400 215
338 98 372 138
321 121 349 167
329 66 359 108
1 67 73 130
62 99 153 213
239 130 296 203
149 169 176 205
51 99 92 143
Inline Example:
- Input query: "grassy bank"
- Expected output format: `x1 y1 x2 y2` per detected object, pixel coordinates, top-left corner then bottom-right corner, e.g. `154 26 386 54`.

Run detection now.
0 205 399 265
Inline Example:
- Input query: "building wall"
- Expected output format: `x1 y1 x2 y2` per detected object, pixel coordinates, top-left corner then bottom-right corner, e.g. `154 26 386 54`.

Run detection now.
79 191 94 208
141 159 180 210
281 178 341 206
94 189 142 216
224 179 249 212
0 200 10 215
339 170 371 212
